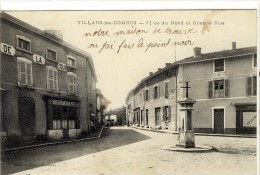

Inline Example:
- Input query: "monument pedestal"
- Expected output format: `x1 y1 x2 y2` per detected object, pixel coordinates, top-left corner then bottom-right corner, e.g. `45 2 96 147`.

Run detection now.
177 130 195 148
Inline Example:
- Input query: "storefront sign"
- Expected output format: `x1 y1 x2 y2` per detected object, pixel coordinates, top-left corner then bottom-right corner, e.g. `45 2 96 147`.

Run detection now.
57 62 67 72
243 112 256 127
1 43 15 56
33 54 45 65
52 99 77 107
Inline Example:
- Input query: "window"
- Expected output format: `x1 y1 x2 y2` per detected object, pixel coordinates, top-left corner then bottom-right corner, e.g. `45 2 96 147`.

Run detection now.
209 79 229 99
246 76 257 96
17 57 33 86
68 72 77 94
155 108 161 125
253 54 257 68
46 48 57 61
214 59 224 72
67 55 76 68
53 119 61 130
165 82 169 97
163 106 171 122
154 85 160 99
145 89 149 101
16 35 31 52
47 66 58 91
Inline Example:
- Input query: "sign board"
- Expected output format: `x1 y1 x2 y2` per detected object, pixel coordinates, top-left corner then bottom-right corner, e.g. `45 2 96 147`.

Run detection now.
57 62 67 72
243 112 256 127
1 43 15 56
212 72 226 79
33 54 45 65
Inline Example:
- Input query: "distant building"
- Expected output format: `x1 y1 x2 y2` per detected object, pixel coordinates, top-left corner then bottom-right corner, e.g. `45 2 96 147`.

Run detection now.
126 43 257 134
96 88 111 126
0 12 97 141
105 106 127 125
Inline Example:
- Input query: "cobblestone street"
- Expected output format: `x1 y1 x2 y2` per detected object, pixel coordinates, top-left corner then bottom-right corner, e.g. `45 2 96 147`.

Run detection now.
2 127 257 175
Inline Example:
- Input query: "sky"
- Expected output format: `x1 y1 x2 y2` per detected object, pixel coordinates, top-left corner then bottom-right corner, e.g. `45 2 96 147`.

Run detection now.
6 10 257 110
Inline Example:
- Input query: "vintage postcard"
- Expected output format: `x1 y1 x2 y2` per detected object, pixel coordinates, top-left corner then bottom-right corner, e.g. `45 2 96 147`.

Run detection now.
0 9 258 175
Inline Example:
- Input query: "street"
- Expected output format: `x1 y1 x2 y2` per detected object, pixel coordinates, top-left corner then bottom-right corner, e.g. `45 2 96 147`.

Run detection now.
1 127 257 175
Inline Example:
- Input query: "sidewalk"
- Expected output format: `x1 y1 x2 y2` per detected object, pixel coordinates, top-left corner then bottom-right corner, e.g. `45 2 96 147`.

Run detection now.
131 126 257 138
1 126 106 152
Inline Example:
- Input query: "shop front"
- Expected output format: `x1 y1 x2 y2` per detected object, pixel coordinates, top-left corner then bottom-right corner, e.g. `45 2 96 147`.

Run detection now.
45 96 81 139
235 104 256 134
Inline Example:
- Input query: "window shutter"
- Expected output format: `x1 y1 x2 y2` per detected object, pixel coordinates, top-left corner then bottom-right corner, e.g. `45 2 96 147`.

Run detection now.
246 77 252 96
224 79 229 98
158 85 160 98
208 81 213 99
253 76 257 96
17 61 21 84
165 82 169 97
148 89 150 101
168 106 171 121
46 68 50 89
162 107 166 122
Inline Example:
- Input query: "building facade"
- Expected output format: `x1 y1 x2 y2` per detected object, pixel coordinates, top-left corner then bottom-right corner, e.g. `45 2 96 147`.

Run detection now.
126 43 257 134
126 63 179 131
0 13 97 141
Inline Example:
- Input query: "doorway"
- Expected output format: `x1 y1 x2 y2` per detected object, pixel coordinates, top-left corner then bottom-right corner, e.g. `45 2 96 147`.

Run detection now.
213 108 224 134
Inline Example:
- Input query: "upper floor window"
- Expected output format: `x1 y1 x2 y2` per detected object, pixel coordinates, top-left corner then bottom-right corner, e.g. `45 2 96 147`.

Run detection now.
68 72 77 94
165 82 169 98
253 54 257 68
246 76 256 96
16 35 31 52
67 55 76 68
209 79 229 99
46 66 58 91
214 59 224 72
145 89 149 101
17 57 33 86
46 48 57 61
154 85 160 99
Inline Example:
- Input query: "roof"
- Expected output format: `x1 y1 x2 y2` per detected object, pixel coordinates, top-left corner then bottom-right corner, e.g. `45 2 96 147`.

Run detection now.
1 12 97 82
176 46 257 65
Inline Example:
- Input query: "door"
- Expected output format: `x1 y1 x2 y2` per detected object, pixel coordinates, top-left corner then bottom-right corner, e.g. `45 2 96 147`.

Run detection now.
214 109 224 134
155 108 161 125
18 98 35 136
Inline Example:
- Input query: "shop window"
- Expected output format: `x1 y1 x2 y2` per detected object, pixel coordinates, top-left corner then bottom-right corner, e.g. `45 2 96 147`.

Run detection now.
68 72 77 94
16 35 31 52
69 120 75 129
46 48 57 61
209 79 229 99
67 55 76 68
214 59 224 72
62 120 67 129
53 120 61 130
17 57 33 86
246 76 257 96
165 82 169 98
154 85 160 99
47 66 58 91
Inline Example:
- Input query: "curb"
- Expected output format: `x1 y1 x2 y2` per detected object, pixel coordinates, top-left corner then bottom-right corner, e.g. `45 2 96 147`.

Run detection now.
131 126 256 138
2 127 105 152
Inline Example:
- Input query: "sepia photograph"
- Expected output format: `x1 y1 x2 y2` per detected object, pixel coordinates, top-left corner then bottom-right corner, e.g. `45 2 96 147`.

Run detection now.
0 9 258 175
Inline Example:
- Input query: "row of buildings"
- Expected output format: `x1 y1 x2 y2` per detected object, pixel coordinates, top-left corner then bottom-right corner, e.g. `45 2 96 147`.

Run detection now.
126 43 257 134
0 12 109 142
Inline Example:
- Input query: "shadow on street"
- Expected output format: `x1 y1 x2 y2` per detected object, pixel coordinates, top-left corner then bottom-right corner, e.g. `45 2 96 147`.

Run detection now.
1 127 150 175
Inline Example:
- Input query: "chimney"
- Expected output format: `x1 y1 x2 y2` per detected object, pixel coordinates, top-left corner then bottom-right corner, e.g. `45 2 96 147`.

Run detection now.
149 72 153 76
44 29 63 40
232 42 236 50
165 63 171 67
193 47 202 58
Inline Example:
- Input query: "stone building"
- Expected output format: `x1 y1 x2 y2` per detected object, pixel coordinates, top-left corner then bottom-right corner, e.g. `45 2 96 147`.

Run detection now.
0 12 97 141
126 43 257 134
